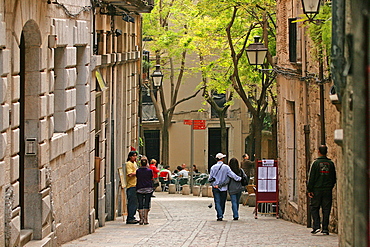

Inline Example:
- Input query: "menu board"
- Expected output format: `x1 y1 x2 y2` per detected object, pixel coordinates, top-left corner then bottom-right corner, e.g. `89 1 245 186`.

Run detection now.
255 159 279 219
257 161 277 192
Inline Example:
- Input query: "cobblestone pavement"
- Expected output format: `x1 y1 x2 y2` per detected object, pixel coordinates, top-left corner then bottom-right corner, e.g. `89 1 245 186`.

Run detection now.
63 192 338 247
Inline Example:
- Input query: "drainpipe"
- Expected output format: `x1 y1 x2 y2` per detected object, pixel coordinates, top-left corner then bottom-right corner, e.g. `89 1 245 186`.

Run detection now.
364 11 370 246
302 23 312 228
92 1 97 55
304 124 311 228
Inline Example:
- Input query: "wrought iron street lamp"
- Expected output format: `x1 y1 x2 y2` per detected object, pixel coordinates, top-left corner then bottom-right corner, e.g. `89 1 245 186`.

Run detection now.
301 0 321 22
151 64 164 87
246 36 268 67
301 0 326 145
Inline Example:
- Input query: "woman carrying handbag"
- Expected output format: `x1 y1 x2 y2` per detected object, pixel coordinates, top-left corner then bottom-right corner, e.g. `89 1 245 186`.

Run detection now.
228 158 248 220
136 156 154 225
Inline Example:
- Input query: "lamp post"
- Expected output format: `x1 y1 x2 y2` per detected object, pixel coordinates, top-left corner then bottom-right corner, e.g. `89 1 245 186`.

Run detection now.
301 0 325 145
245 35 269 161
301 0 322 23
246 36 268 67
151 64 164 88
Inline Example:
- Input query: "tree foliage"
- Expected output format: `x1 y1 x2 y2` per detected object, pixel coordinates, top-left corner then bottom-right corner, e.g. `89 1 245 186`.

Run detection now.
143 0 277 161
194 0 277 159
142 0 202 166
307 3 332 78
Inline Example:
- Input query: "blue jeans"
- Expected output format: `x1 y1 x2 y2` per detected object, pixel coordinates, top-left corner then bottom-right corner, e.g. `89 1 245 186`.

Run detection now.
230 192 242 218
126 187 138 221
212 188 227 219
137 192 152 209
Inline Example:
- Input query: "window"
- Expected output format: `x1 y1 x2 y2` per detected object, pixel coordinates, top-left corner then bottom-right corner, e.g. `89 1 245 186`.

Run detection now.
211 93 226 118
289 18 297 63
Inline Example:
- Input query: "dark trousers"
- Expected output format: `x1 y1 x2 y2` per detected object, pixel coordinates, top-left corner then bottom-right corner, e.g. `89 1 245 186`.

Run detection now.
137 192 152 209
310 190 333 230
212 188 227 219
126 187 138 221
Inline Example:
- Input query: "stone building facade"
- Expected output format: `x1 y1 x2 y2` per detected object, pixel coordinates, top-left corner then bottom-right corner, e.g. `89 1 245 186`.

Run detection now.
0 0 151 246
141 52 275 173
331 0 370 245
141 72 251 173
275 0 341 232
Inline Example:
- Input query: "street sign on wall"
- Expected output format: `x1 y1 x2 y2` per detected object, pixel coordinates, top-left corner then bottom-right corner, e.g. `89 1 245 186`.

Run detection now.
192 120 206 130
183 120 206 130
183 120 192 125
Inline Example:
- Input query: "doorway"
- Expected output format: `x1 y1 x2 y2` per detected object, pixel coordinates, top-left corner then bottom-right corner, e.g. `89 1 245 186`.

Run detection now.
208 128 228 172
19 20 43 238
286 100 297 202
144 130 160 164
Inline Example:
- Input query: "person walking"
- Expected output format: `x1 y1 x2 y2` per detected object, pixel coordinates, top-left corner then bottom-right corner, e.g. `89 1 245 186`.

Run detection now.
149 159 160 197
228 158 248 220
136 156 154 225
307 145 337 235
209 153 241 221
125 151 139 224
241 154 254 183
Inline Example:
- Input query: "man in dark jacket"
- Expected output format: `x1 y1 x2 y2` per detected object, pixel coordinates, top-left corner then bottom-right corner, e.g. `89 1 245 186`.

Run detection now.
241 154 254 181
307 145 336 235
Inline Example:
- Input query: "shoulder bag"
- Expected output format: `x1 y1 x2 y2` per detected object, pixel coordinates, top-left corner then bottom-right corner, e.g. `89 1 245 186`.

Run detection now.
240 169 249 186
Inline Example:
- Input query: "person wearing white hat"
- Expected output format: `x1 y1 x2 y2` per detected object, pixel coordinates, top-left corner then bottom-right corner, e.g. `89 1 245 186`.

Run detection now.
209 153 241 221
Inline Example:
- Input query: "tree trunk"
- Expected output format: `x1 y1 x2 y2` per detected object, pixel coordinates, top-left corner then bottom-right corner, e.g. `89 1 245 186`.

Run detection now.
246 121 256 161
219 111 227 155
254 118 263 160
271 114 278 159
161 115 170 166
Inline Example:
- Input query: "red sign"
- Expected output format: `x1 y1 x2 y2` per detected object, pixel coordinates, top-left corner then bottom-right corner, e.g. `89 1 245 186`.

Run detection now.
183 120 206 130
183 120 192 125
192 120 206 130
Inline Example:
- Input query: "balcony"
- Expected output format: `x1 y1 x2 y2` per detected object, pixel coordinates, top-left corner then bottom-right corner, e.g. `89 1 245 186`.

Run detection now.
103 0 154 13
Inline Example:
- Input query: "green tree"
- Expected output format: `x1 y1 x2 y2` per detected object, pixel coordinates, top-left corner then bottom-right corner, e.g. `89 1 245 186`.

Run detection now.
143 0 277 163
195 0 277 160
199 54 233 154
142 0 202 166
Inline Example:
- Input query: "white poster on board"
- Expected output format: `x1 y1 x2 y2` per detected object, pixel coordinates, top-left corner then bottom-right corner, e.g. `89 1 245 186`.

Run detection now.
267 180 276 192
258 180 267 192
258 167 268 179
268 167 277 179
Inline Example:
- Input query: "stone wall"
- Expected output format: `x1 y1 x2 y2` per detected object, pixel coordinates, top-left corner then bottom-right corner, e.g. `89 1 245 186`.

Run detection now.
50 145 90 245
0 1 94 245
338 0 370 245
0 0 144 245
276 0 341 232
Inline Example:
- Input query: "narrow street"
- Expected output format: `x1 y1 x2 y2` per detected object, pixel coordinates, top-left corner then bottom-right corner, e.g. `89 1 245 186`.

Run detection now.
62 192 338 247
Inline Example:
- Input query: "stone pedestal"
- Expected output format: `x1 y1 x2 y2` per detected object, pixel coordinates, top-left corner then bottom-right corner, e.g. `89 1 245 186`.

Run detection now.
192 186 200 196
182 185 190 195
155 186 162 192
168 184 176 194
240 192 248 204
247 194 256 207
201 186 208 197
